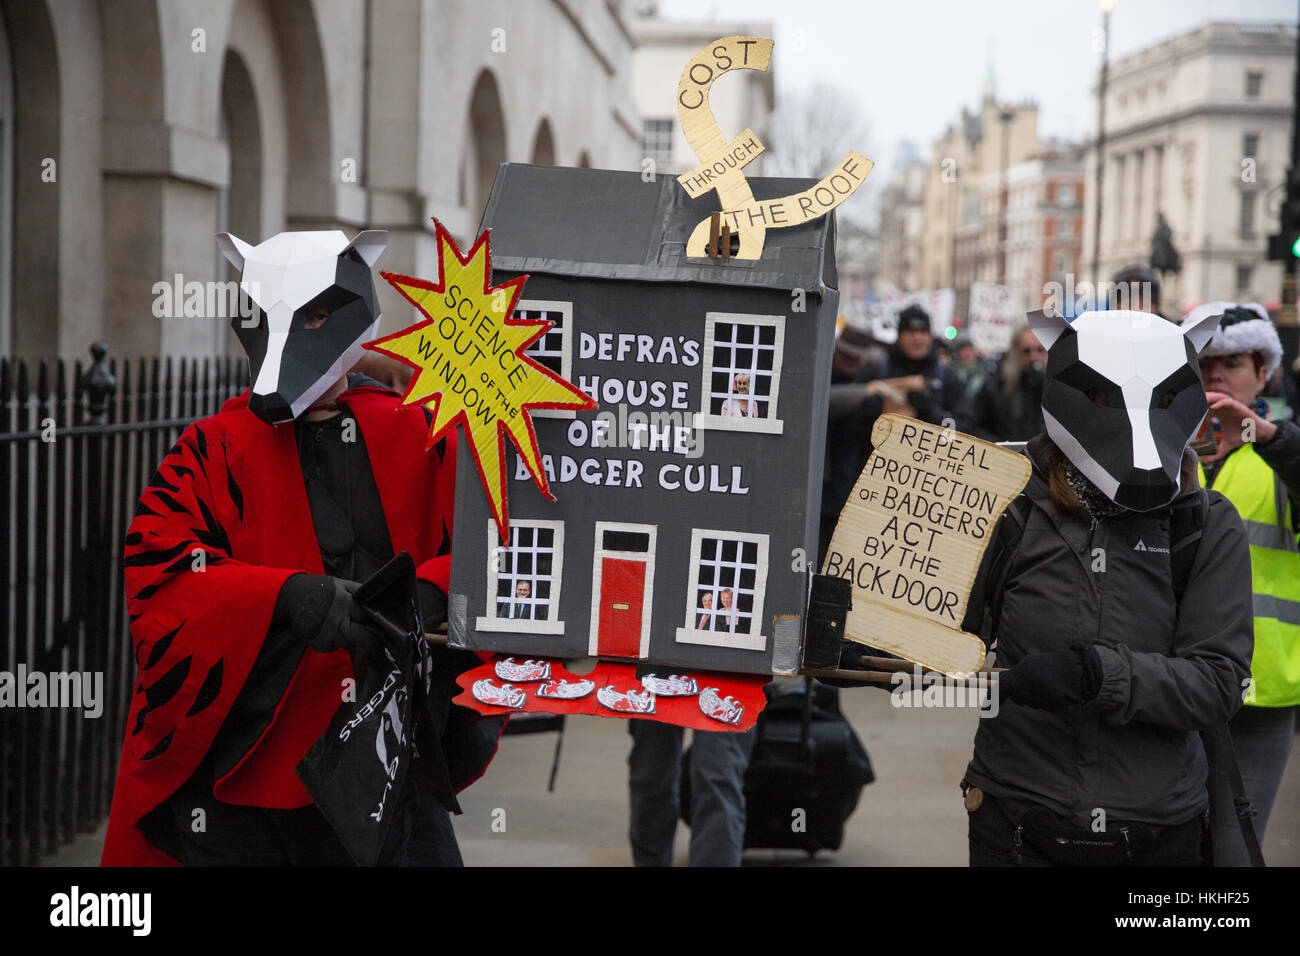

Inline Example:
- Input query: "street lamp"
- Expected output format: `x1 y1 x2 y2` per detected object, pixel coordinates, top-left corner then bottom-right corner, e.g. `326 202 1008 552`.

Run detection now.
1092 0 1117 296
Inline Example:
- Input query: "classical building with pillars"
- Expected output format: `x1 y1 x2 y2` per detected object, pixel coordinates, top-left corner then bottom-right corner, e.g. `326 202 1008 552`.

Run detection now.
1080 21 1296 313
0 0 641 361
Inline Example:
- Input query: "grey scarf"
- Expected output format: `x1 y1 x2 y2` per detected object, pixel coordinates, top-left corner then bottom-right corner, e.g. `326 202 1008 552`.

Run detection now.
1064 462 1130 520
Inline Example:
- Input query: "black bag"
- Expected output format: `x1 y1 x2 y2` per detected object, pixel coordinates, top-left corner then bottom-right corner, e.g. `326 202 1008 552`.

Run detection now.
296 551 445 865
683 679 874 856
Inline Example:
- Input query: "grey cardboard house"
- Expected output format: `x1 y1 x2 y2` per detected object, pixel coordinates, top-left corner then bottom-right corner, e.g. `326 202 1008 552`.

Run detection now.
446 163 839 677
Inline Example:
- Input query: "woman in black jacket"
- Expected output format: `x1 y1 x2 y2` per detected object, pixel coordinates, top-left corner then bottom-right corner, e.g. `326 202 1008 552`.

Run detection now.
962 308 1254 866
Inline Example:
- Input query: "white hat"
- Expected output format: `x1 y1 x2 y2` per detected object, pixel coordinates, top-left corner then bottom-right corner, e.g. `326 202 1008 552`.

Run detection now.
1180 301 1281 376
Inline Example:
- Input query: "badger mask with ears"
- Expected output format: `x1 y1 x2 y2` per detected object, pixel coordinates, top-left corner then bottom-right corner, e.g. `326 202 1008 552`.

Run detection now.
216 229 388 425
1029 307 1223 512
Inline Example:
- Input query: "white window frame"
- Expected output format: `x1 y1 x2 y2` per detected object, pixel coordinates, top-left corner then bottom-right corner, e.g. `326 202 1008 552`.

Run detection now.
640 117 674 164
517 299 576 419
675 528 769 652
586 521 658 658
694 312 785 435
477 518 566 634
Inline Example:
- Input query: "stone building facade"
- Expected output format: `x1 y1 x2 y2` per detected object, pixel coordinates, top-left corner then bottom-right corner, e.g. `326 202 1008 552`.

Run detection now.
1080 21 1297 312
875 159 926 295
968 147 1085 318
0 0 643 361
630 11 774 180
915 97 1040 319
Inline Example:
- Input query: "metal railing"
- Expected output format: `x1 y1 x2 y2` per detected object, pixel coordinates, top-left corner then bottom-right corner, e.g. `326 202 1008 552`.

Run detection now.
0 345 247 865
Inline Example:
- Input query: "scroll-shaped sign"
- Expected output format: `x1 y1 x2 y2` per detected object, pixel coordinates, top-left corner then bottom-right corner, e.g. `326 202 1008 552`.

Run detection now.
822 415 1031 675
676 36 873 260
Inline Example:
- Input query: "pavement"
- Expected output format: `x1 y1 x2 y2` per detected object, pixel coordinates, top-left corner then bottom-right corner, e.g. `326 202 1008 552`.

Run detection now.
46 683 1300 867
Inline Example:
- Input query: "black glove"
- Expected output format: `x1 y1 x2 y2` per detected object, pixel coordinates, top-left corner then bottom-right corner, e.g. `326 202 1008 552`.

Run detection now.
996 644 1102 712
908 389 935 422
277 573 384 655
416 579 448 633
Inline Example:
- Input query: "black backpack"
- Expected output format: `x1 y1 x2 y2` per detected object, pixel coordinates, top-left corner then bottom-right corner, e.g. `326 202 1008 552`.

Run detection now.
982 486 1264 867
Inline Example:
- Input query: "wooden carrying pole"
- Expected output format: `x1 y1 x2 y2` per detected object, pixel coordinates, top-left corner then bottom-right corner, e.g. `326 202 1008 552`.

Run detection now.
803 654 1004 686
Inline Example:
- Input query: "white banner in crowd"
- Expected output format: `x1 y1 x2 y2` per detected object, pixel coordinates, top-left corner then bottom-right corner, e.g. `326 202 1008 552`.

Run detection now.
870 289 956 341
968 282 1020 355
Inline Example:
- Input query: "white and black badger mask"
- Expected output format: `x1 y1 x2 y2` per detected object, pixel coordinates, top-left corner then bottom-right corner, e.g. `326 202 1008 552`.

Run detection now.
217 229 388 425
1029 307 1223 512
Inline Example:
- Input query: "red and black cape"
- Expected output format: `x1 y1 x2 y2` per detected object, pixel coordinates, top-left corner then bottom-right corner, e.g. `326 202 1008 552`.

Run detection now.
103 385 460 866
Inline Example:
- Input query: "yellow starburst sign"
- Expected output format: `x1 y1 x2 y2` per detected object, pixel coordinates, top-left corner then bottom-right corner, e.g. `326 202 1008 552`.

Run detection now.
366 220 596 540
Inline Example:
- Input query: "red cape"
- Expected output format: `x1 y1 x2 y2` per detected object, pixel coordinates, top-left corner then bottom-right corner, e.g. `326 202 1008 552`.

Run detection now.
102 386 457 866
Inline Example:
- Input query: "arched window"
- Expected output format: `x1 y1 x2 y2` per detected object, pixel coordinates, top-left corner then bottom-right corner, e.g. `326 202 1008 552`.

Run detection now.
531 118 556 166
467 70 507 223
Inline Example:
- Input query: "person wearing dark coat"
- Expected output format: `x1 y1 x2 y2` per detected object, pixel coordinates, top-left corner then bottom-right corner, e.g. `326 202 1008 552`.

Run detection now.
973 322 1047 443
961 307 1253 867
820 305 974 554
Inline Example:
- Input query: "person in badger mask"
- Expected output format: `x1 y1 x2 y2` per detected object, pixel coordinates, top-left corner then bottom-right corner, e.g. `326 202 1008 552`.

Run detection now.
960 307 1254 867
102 229 501 867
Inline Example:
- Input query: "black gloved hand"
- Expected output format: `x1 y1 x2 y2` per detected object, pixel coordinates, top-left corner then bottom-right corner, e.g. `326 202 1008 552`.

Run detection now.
416 579 448 633
996 644 1102 712
277 573 384 655
908 389 936 422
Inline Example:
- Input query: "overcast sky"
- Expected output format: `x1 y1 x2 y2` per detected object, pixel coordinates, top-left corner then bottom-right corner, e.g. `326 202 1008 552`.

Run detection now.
656 0 1297 174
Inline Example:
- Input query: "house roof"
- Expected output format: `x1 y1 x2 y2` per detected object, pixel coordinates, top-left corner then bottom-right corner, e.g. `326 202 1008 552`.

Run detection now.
481 163 837 294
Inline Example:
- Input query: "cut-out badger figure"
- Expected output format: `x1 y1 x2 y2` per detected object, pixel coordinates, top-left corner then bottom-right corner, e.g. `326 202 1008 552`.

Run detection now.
217 229 388 424
1028 307 1223 512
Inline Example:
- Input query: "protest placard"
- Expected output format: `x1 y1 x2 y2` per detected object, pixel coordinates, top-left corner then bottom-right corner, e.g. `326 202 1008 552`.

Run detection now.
822 414 1031 674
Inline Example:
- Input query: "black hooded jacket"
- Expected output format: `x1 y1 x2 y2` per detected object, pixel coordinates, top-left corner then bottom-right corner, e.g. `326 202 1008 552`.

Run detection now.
962 434 1254 827
821 340 974 523
973 363 1045 443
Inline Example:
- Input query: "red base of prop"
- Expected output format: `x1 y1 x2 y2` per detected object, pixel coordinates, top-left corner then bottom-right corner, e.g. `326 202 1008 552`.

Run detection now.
454 656 770 732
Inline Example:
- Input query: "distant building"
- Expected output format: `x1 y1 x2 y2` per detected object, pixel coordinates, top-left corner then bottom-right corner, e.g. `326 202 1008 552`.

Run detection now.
915 97 1041 318
1081 21 1297 312
629 9 774 178
876 159 927 294
974 146 1085 317
836 224 879 325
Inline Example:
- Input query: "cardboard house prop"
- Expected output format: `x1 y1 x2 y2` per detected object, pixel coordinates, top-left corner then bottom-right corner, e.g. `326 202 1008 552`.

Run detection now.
446 163 840 678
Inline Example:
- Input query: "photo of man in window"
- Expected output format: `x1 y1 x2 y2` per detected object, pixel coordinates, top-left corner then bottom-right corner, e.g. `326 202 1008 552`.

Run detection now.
717 588 738 632
498 580 533 620
696 591 715 631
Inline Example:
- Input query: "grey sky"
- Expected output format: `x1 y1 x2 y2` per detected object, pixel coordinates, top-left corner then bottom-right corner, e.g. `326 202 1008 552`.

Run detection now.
656 0 1297 174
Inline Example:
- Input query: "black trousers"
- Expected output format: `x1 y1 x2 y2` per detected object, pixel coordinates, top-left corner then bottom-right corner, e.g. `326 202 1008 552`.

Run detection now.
968 792 1204 867
152 758 413 866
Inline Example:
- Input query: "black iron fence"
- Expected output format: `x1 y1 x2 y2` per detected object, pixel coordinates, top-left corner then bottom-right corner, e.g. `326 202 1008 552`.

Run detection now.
0 346 247 865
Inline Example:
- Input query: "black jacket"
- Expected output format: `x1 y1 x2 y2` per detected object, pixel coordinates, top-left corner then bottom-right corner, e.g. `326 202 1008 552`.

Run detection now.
963 434 1255 827
973 365 1045 443
822 342 974 522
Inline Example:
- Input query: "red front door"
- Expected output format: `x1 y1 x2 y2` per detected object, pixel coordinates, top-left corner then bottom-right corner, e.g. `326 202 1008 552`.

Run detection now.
597 557 646 658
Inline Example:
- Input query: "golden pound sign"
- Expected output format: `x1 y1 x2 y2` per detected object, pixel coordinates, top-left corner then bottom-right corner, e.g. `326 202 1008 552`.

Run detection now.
676 36 874 261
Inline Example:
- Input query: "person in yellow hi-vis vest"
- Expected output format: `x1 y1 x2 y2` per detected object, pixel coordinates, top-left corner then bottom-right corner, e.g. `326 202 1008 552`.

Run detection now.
1189 301 1300 866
